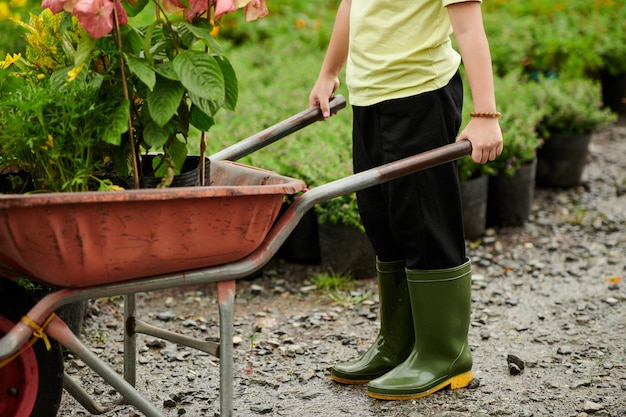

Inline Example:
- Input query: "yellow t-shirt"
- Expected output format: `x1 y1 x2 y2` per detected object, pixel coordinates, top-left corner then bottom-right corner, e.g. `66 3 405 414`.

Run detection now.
347 0 473 106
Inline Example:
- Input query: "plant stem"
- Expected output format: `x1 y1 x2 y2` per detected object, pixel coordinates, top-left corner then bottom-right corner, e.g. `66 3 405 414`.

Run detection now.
113 5 140 189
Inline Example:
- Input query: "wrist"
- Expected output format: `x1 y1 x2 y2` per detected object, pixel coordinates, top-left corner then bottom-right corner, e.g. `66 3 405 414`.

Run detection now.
470 111 501 119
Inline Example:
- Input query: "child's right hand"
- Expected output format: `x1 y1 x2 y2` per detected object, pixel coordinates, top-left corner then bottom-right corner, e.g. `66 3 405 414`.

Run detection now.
309 76 340 119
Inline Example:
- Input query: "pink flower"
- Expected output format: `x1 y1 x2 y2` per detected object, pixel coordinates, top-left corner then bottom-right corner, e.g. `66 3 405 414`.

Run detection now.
72 0 128 38
243 0 267 21
214 0 237 20
214 0 267 21
183 0 211 22
72 0 113 38
114 0 128 25
41 0 68 13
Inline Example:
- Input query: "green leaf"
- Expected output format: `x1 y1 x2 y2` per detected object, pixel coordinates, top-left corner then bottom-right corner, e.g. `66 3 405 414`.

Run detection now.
75 36 96 68
216 56 238 111
153 138 188 176
146 75 185 127
101 99 130 145
176 22 196 48
190 104 215 131
168 138 188 175
137 20 160 62
173 50 224 101
155 61 179 81
179 21 221 50
188 92 219 117
142 119 172 149
121 0 149 17
125 54 156 91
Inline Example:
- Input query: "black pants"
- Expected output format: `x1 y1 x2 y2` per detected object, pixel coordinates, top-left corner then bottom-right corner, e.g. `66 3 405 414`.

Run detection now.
352 71 466 270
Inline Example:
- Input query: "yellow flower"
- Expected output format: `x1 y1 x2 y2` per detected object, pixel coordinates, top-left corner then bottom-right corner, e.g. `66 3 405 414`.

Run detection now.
0 2 9 20
41 134 55 151
10 0 28 7
0 53 22 69
67 63 84 82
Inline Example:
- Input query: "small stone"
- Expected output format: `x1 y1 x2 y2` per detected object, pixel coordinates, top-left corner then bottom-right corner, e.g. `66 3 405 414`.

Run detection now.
156 311 176 322
508 362 523 375
507 354 525 373
145 338 166 348
505 298 519 306
557 346 573 355
583 401 604 412
468 378 481 389
250 405 273 414
300 285 317 293
250 284 263 295
570 380 592 389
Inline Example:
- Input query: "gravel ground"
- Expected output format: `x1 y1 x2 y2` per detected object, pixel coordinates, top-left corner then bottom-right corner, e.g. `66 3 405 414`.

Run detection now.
58 122 626 417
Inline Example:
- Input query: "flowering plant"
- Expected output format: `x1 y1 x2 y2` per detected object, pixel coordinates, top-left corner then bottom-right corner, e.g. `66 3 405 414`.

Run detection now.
0 0 267 190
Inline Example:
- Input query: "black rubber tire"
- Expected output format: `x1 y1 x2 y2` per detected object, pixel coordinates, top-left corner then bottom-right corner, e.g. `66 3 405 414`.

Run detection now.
0 278 64 417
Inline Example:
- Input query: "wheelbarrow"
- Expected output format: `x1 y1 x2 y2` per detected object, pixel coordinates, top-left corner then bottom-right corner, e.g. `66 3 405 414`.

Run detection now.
0 94 472 417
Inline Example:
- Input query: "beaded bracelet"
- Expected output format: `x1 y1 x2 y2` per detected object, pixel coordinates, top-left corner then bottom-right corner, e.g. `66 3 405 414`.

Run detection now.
470 111 502 119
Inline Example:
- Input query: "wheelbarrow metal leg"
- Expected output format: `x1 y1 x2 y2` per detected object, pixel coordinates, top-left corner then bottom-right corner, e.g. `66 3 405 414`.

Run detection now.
218 280 236 417
124 293 137 387
47 315 165 417
63 372 110 415
133 319 220 357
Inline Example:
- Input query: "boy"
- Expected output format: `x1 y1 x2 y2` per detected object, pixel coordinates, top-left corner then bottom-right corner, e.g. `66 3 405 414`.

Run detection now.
309 0 503 400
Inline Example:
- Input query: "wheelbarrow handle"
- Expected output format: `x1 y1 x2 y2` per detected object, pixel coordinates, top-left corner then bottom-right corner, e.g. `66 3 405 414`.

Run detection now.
291 140 474 211
210 94 348 162
259 140 474 259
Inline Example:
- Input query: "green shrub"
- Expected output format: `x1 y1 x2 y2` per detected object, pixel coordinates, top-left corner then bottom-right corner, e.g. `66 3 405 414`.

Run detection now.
483 1 626 78
534 76 617 139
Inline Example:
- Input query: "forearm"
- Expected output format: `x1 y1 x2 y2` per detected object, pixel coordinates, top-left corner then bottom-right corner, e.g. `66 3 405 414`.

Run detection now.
319 0 350 78
447 2 497 112
447 1 503 164
309 0 350 115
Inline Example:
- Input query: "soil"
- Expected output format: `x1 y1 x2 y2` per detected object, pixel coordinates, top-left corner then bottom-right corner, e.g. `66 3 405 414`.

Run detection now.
57 123 626 417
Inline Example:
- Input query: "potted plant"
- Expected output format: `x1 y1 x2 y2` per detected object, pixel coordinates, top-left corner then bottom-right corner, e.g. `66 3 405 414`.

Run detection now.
0 11 128 192
457 154 494 239
589 1 626 114
0 0 269 375
0 0 268 191
534 76 616 187
482 72 545 227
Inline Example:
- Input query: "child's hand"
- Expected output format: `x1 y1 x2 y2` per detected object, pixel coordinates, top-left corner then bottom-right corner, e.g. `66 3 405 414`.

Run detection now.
309 76 340 119
457 118 503 164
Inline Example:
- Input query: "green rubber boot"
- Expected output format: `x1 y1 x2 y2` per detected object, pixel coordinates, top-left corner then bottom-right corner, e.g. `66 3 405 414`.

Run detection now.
331 259 414 384
367 258 473 399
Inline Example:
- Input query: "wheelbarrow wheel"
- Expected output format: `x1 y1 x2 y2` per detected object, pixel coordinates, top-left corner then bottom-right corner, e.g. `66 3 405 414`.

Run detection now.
0 279 64 417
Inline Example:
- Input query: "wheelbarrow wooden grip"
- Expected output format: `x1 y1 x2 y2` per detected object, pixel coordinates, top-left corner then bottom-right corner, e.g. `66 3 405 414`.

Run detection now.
210 94 347 161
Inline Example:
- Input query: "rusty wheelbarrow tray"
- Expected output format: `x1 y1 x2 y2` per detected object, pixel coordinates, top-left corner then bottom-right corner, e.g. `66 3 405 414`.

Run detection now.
0 94 472 417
